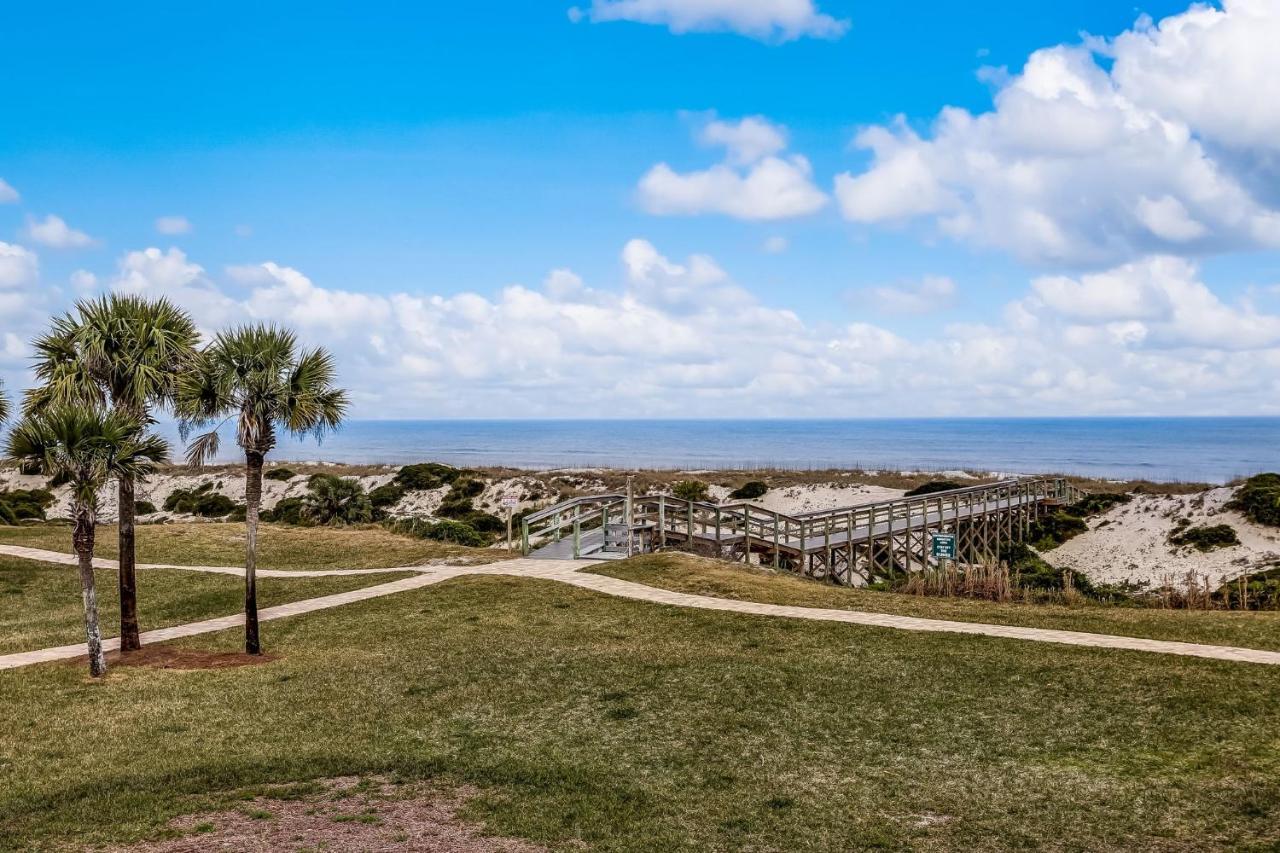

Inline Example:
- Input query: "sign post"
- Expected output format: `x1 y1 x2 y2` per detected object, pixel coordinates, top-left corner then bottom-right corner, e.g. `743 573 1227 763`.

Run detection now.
501 494 519 553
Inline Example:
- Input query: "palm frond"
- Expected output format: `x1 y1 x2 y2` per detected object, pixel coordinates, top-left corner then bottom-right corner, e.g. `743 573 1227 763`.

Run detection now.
185 430 222 468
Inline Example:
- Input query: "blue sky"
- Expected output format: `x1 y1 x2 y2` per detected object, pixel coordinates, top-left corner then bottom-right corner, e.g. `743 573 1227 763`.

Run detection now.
2 0 1279 418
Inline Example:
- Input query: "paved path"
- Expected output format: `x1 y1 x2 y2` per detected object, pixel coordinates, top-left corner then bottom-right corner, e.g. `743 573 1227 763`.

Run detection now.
4 549 1280 672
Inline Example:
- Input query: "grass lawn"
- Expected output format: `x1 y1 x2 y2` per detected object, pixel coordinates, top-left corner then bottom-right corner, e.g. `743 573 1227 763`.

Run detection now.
2 573 1279 851
590 553 1280 653
0 521 504 570
0 555 416 655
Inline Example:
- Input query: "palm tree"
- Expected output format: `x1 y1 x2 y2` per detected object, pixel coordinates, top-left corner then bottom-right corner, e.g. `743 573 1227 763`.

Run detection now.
5 407 169 677
26 295 198 652
0 379 9 427
176 325 347 654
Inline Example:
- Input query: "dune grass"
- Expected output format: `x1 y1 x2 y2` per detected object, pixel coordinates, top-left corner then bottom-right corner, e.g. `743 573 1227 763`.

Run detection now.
0 521 504 570
1 574 1278 851
589 553 1280 652
0 555 415 655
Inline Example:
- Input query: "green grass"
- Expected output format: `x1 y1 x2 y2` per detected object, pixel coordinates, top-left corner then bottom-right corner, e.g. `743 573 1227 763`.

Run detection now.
1 575 1278 851
589 553 1280 652
0 555 414 655
0 521 503 570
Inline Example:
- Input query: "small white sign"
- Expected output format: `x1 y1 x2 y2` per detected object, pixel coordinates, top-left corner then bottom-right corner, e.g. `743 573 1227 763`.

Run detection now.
500 494 519 508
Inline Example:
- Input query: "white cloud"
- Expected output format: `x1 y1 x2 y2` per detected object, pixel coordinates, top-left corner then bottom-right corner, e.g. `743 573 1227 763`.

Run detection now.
861 275 957 315
0 243 38 289
24 214 98 249
1109 0 1280 152
0 179 18 204
639 116 827 220
834 1 1280 265
89 242 1280 417
576 0 849 41
700 116 788 165
155 215 193 235
70 269 98 294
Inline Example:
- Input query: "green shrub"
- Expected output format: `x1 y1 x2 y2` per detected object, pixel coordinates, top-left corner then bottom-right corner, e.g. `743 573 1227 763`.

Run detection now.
134 500 158 516
385 517 488 547
904 480 966 497
368 482 406 510
302 474 372 525
1067 493 1132 516
1230 473 1280 527
263 497 305 525
0 488 56 525
163 482 238 517
729 481 769 500
1215 565 1280 611
1028 511 1089 550
673 480 710 502
264 468 297 482
1169 523 1240 551
394 463 464 491
227 505 247 523
1001 542 1096 596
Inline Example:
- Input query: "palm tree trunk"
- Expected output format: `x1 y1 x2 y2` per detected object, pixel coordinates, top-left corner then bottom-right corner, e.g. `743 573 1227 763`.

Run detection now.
117 474 141 651
244 449 265 655
73 510 107 677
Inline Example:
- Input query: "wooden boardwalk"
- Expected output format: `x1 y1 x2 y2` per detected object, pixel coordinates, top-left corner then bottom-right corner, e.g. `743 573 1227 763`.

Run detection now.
523 478 1082 586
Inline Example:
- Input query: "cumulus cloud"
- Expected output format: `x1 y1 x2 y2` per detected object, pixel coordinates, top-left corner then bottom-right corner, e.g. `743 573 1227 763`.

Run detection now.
573 0 849 41
0 243 38 289
70 242 1280 417
861 275 957 315
0 179 18 204
24 214 98 249
639 116 827 220
155 215 193 235
834 0 1280 265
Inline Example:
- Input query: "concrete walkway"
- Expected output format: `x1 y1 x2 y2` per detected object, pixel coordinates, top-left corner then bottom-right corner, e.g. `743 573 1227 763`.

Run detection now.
4 549 1280 672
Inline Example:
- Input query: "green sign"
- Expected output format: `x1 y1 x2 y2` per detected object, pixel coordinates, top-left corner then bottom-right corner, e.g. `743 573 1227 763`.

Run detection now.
931 533 957 560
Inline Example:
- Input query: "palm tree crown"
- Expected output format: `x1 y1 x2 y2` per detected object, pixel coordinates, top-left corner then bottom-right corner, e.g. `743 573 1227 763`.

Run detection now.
26 294 200 417
0 379 10 427
177 324 348 463
6 407 170 512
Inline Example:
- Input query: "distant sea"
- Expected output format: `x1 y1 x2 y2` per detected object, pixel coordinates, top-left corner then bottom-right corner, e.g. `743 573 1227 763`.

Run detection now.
157 418 1280 484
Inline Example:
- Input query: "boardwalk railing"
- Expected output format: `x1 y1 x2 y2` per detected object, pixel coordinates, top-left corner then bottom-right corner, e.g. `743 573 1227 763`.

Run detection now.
523 477 1084 584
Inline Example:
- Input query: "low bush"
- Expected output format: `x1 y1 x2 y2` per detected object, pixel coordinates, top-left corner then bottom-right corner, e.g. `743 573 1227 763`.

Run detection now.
1001 542 1097 596
134 500 158 516
302 474 373 526
1169 523 1240 551
384 517 488 547
0 488 55 525
368 483 406 510
729 481 769 500
264 468 297 482
263 496 305 525
1215 565 1280 610
1230 473 1280 527
1067 492 1132 516
1028 511 1089 550
163 483 238 518
673 480 710 502
394 463 464 491
904 480 966 497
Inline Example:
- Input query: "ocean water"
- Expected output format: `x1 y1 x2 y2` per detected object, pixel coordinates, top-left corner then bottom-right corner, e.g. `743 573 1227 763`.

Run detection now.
161 418 1280 484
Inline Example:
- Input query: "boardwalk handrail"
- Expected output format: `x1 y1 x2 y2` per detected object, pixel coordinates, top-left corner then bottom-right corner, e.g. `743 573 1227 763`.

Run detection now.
523 477 1083 562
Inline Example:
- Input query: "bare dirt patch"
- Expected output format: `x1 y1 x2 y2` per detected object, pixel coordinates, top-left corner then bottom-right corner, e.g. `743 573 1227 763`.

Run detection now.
120 776 548 852
107 646 279 671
